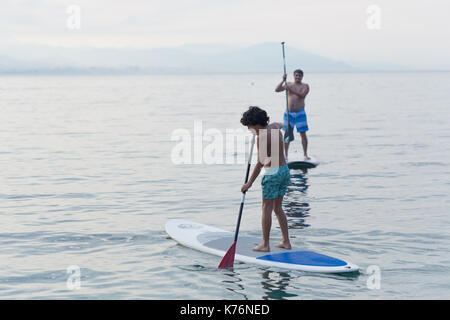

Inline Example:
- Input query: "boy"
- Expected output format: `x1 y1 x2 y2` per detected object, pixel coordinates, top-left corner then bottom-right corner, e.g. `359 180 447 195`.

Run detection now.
275 69 310 161
240 106 292 252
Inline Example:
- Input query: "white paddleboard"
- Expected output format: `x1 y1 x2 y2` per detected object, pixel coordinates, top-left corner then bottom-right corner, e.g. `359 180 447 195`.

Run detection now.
287 154 319 170
166 219 359 273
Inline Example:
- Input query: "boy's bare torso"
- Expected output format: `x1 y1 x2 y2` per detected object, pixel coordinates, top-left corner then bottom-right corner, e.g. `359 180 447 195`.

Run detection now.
257 123 286 169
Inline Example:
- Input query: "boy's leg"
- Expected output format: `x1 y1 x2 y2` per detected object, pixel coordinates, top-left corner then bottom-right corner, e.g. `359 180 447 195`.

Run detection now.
300 131 310 160
253 198 273 252
273 196 291 249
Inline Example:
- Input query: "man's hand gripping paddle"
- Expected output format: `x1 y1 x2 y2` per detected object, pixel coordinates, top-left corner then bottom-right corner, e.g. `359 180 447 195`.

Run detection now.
281 42 294 143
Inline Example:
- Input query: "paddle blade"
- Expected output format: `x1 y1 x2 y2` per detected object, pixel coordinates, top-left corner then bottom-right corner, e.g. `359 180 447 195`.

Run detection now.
284 124 294 143
218 241 236 269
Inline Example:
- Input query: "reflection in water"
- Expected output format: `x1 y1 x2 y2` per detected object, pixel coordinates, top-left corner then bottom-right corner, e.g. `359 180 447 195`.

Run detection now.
284 171 311 229
221 269 249 300
220 267 298 300
260 270 298 300
220 266 360 300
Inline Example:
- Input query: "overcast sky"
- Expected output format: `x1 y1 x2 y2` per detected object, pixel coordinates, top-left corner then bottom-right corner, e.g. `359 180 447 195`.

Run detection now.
1 0 449 69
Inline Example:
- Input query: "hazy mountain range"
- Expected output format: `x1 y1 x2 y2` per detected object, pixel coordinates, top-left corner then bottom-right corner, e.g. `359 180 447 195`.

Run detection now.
0 42 400 74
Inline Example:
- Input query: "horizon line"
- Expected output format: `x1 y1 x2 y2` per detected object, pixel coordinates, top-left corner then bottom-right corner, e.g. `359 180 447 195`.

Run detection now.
1 69 450 76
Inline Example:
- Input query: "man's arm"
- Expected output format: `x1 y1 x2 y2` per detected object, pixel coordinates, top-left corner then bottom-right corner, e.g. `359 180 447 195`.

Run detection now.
275 74 288 92
275 81 286 92
286 83 310 98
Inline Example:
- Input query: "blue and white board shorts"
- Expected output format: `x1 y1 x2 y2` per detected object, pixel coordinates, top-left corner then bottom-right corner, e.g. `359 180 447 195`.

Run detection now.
283 109 309 133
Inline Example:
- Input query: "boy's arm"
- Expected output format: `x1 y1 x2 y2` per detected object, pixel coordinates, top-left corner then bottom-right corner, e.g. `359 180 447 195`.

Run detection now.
248 136 263 185
241 162 262 193
241 137 263 192
247 161 263 186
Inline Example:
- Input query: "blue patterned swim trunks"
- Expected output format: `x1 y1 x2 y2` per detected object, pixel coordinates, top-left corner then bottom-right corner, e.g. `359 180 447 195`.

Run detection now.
283 109 309 133
261 165 291 199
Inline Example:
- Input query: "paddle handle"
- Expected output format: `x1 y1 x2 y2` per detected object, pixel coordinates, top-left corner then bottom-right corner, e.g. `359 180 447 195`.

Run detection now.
233 134 256 242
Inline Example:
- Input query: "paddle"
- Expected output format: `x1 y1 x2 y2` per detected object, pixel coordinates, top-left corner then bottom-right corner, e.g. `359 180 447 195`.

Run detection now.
281 42 294 143
218 133 256 269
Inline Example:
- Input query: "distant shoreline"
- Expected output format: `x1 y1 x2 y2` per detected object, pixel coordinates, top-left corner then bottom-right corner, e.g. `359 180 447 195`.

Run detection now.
1 69 449 76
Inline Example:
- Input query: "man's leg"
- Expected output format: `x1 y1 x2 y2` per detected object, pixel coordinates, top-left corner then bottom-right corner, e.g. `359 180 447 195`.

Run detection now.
253 198 273 252
300 131 310 160
283 111 293 162
284 141 290 162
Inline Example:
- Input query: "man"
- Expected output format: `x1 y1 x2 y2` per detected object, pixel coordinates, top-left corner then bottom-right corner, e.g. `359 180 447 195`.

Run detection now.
275 69 310 161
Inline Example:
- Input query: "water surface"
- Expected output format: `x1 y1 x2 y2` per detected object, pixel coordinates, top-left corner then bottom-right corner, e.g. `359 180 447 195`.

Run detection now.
0 72 449 299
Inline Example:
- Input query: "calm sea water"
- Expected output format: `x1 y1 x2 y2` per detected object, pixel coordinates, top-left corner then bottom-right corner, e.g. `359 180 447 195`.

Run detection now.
0 72 449 299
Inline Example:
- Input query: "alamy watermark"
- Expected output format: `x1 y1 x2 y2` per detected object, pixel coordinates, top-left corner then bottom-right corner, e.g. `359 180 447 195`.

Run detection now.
67 265 81 290
366 4 382 30
366 265 381 290
66 5 82 30
171 121 283 168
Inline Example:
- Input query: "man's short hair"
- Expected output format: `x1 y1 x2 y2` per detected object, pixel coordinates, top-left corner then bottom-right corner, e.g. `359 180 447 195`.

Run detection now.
240 106 269 127
293 69 304 76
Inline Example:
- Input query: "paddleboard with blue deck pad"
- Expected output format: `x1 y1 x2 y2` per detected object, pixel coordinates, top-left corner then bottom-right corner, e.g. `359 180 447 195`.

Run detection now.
166 219 359 273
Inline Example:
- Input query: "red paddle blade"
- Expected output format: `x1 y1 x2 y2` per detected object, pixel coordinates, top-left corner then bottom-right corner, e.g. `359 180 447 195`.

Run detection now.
218 241 236 269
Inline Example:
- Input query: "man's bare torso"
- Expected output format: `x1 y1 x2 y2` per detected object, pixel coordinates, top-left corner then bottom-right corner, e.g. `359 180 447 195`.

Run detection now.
287 82 309 112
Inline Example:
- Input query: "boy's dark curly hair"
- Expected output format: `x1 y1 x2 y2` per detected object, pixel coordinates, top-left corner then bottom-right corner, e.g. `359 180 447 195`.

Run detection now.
240 106 269 127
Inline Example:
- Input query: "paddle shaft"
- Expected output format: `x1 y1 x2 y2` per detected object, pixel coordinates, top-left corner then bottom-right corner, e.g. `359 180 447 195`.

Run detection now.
281 42 289 117
233 134 256 242
281 42 293 142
